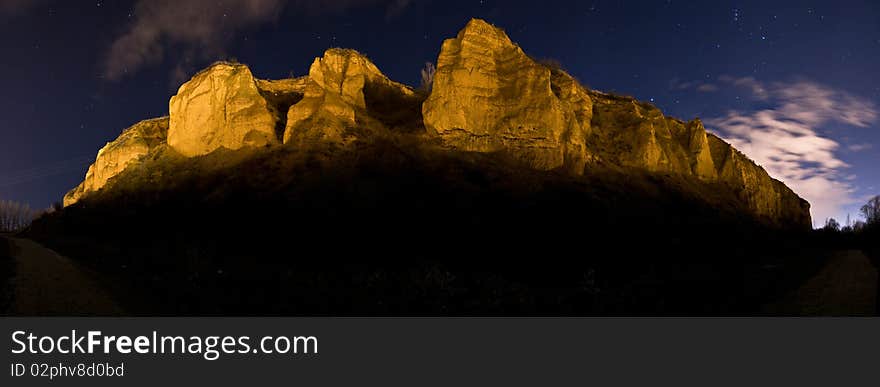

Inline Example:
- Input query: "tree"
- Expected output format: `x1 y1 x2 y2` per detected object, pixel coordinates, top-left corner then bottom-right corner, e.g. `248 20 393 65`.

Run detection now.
862 196 880 225
823 218 840 232
0 199 37 233
853 220 867 231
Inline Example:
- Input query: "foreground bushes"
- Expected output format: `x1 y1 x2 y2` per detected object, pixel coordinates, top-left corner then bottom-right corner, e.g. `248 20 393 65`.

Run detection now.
29 141 819 315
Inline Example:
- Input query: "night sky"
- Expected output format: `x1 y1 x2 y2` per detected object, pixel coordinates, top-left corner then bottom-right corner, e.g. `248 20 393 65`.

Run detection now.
1 0 878 226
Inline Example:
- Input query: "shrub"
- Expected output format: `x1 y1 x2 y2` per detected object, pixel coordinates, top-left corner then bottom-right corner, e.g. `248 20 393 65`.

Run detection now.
419 62 436 93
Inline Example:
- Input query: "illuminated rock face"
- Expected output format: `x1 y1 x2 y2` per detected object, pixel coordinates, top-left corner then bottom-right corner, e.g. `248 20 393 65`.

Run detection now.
64 18 811 228
168 62 278 157
424 18 810 226
423 19 592 172
706 134 812 227
64 117 169 206
283 48 415 144
588 91 809 223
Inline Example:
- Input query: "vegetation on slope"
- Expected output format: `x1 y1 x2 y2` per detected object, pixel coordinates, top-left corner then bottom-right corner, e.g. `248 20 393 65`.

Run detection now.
29 133 822 315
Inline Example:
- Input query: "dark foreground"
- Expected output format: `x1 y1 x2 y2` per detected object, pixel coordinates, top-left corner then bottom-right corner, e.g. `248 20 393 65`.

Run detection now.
763 250 876 316
3 235 876 316
2 237 122 315
0 235 14 313
18 142 880 316
18 138 880 316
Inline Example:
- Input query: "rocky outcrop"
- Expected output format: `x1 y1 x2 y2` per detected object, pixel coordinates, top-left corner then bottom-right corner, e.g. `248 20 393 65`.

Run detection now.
588 92 704 176
423 18 809 227
168 62 279 157
423 19 592 172
64 117 169 206
707 134 811 226
283 48 415 144
64 18 811 228
588 91 809 222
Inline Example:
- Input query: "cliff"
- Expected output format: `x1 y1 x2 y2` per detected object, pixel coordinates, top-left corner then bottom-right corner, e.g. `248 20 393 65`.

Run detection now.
423 19 593 173
64 117 169 206
64 18 810 229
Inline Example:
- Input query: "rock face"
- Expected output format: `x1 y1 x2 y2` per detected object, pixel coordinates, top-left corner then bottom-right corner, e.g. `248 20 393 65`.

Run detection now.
423 18 809 227
588 91 809 223
64 18 811 228
283 48 415 144
168 62 279 157
64 117 169 206
423 19 592 172
706 134 812 227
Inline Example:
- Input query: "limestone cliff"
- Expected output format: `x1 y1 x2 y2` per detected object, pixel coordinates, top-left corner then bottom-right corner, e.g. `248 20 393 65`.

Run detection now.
64 18 810 228
423 19 592 172
423 19 809 226
283 48 416 145
588 91 809 223
64 117 169 206
168 62 279 157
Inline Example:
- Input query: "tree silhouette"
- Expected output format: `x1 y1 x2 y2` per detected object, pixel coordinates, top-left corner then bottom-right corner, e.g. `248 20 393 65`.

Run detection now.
0 199 37 232
861 196 880 225
823 218 840 232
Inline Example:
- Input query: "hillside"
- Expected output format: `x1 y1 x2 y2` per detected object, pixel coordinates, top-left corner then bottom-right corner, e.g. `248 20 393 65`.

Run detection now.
62 18 809 229
26 19 819 315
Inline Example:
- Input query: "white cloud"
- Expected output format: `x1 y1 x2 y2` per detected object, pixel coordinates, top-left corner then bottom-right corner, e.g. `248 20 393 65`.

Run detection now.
849 143 873 152
696 83 718 92
669 78 717 93
706 79 878 224
719 75 769 100
104 0 412 80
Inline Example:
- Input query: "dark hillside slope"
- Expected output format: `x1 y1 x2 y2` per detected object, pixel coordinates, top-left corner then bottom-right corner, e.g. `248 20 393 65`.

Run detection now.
29 136 817 315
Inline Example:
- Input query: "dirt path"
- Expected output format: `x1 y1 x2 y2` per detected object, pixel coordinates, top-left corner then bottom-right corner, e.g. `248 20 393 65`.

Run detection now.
8 238 124 316
766 250 877 316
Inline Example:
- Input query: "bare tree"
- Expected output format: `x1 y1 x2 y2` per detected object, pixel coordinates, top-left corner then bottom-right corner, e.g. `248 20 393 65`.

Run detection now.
0 199 38 233
861 195 880 225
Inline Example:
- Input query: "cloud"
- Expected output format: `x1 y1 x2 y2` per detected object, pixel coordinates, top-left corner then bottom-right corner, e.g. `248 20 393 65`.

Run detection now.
104 0 412 80
849 143 873 152
719 75 769 99
0 0 44 16
669 78 717 92
706 79 878 224
696 83 718 92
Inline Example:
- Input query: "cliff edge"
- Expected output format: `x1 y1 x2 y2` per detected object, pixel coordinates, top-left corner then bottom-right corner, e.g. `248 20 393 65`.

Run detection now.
64 18 810 229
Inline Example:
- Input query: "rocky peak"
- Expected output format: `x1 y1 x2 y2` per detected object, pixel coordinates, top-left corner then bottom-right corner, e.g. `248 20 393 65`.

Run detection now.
423 19 809 227
307 48 390 108
64 117 169 206
423 18 592 172
168 62 279 157
283 48 414 144
457 18 516 48
63 18 812 228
